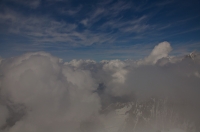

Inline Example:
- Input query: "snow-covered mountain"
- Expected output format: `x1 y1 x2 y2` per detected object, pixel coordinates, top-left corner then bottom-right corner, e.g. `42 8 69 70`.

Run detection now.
185 52 197 60
183 52 200 62
100 98 197 132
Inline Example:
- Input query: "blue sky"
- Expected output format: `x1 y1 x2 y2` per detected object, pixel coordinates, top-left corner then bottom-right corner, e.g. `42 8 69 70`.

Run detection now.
0 0 200 61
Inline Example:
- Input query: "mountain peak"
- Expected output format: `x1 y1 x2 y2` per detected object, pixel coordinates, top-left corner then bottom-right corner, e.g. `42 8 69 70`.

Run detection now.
185 51 197 60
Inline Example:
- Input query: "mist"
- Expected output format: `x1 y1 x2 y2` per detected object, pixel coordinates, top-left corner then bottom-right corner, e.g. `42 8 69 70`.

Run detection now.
0 42 200 132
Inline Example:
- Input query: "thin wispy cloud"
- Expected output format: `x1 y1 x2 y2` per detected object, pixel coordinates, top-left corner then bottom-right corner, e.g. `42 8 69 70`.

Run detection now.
0 0 200 60
4 0 41 8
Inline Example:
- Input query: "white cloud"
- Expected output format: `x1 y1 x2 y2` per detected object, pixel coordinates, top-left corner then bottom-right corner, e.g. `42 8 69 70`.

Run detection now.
64 59 96 68
0 42 200 132
103 60 127 84
138 41 172 65
0 52 101 132
194 71 200 78
80 19 89 26
0 8 111 47
0 105 9 127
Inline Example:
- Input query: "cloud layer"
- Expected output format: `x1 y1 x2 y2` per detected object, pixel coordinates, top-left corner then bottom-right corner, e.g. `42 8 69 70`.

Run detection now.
0 42 200 132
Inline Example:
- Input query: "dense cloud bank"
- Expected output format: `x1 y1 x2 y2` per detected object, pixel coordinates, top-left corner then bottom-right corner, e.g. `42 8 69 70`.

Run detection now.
0 42 200 132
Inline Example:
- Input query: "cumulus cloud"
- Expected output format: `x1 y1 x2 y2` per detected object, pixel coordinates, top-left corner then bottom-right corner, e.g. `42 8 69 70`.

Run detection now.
0 52 100 132
103 60 127 83
138 41 172 65
0 42 200 132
